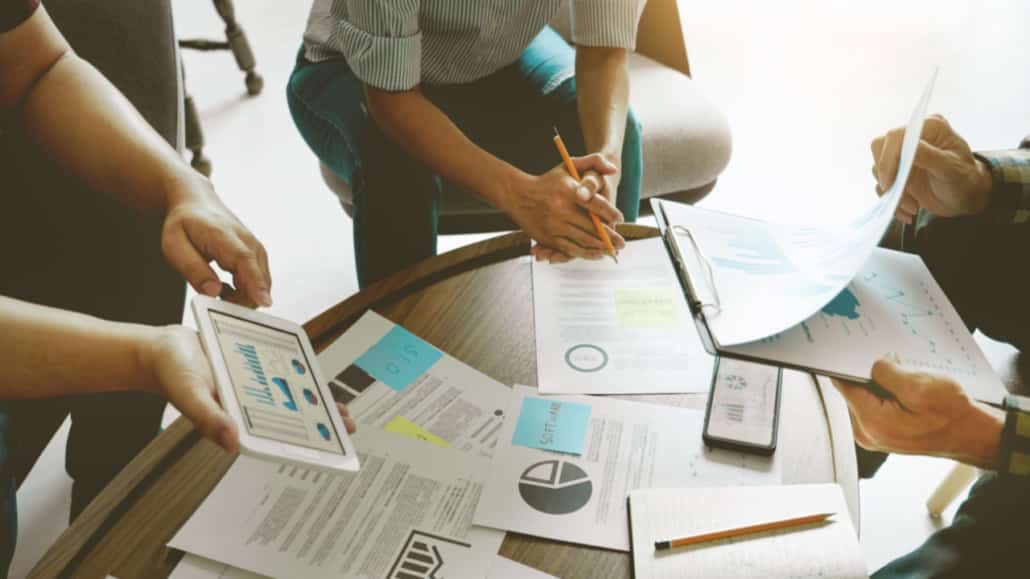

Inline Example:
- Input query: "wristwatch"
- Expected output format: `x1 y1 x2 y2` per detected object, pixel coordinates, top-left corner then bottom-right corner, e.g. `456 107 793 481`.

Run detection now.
997 394 1030 476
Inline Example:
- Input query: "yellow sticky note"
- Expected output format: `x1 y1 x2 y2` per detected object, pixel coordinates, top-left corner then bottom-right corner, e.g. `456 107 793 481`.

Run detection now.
384 416 451 448
615 287 681 328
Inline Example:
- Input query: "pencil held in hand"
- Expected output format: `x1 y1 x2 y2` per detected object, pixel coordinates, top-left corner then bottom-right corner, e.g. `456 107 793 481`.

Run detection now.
552 128 619 263
654 512 835 551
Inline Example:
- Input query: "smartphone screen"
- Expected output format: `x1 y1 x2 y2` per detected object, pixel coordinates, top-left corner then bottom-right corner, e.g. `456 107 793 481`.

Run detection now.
208 311 345 455
705 358 780 449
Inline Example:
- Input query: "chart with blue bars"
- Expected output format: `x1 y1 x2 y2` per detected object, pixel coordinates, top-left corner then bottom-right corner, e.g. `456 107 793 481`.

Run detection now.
237 343 275 405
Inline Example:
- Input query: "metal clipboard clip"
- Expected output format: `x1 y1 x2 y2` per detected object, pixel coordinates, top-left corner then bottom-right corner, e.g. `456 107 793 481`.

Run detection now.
671 225 722 316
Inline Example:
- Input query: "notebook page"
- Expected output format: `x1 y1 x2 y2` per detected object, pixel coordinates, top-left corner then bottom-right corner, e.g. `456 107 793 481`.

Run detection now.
630 484 867 579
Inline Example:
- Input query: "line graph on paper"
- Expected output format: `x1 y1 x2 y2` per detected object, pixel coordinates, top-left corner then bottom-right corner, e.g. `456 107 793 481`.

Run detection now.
859 271 978 378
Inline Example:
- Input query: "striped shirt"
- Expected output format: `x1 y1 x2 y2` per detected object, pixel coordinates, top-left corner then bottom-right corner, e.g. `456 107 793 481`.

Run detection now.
977 136 1030 224
302 0 645 91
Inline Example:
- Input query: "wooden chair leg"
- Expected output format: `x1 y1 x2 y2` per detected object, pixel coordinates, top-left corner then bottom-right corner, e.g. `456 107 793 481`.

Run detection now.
926 463 979 518
212 0 263 95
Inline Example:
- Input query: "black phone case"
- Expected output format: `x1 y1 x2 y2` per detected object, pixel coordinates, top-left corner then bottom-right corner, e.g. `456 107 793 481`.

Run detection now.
702 356 783 456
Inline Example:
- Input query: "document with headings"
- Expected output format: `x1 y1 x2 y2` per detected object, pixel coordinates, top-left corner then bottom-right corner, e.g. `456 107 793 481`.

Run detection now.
629 484 866 579
532 237 715 395
317 311 512 458
474 385 780 551
170 429 504 579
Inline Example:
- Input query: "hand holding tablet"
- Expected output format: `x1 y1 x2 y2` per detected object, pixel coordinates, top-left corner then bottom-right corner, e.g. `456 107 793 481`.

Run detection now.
192 295 361 471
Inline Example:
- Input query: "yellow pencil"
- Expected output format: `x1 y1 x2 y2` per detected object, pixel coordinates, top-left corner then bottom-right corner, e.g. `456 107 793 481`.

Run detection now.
654 512 835 551
552 128 619 263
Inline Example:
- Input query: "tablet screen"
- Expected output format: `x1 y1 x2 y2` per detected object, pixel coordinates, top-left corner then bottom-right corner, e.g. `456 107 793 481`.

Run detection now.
208 311 345 455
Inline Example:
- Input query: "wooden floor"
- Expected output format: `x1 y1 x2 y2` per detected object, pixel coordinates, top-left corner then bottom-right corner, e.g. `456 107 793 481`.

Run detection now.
11 1 1030 576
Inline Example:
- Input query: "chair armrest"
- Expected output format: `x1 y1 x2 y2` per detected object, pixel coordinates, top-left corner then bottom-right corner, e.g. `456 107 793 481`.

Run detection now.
636 0 691 77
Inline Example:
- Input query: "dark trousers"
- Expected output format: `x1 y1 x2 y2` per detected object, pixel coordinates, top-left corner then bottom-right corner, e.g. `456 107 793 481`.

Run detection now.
0 0 183 574
287 26 644 288
873 215 1030 578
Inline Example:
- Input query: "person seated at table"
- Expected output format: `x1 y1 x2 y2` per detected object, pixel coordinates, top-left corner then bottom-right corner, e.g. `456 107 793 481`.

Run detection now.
834 115 1030 577
0 2 352 576
288 0 646 286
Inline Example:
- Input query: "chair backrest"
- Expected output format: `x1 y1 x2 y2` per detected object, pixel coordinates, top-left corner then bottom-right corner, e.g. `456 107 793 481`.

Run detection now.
636 0 691 77
552 0 691 77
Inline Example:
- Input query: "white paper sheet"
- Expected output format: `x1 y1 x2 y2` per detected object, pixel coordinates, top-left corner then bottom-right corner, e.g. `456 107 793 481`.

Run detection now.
659 71 936 347
169 553 556 579
725 248 1006 403
486 556 558 579
170 429 504 579
474 385 781 551
318 311 512 458
532 237 716 395
169 554 263 579
629 484 867 579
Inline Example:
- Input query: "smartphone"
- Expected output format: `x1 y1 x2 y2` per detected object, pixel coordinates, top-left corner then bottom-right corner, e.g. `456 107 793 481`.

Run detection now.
702 357 782 456
192 295 360 471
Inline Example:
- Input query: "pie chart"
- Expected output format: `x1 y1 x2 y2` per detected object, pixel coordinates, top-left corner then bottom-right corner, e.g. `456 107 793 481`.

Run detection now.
518 460 592 515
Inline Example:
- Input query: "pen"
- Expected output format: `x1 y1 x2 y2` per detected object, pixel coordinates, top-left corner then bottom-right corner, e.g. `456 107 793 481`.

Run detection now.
654 512 835 551
552 127 619 263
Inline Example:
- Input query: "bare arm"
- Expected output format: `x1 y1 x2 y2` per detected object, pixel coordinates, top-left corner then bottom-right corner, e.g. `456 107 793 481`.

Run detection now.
575 46 631 204
0 6 272 306
365 86 625 260
0 295 241 450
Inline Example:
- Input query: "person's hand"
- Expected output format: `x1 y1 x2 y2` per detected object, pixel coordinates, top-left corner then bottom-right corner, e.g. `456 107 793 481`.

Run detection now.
161 173 272 307
142 325 240 452
871 114 994 224
831 357 1003 468
141 326 357 453
531 154 624 263
502 154 627 263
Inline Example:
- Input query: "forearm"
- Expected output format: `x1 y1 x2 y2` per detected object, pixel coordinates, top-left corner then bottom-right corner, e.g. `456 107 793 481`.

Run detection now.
365 86 526 210
0 296 159 399
575 47 630 164
18 51 195 215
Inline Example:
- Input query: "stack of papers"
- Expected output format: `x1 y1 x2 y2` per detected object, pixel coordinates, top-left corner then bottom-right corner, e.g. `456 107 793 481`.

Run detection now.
170 312 788 578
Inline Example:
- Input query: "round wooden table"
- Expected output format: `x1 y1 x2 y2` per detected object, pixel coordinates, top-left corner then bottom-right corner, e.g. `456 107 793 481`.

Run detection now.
29 226 859 579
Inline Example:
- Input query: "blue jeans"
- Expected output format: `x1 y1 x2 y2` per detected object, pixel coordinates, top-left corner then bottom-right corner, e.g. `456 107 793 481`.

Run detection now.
288 27 643 287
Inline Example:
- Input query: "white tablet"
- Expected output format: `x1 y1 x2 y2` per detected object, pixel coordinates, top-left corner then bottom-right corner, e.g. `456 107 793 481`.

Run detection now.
192 295 360 471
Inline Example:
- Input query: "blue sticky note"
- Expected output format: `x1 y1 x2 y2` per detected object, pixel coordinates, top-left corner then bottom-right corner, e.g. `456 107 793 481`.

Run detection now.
355 325 442 392
512 396 592 455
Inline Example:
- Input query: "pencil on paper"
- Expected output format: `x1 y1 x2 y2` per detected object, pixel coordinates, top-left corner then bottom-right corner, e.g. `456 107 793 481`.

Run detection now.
551 127 619 263
654 512 835 551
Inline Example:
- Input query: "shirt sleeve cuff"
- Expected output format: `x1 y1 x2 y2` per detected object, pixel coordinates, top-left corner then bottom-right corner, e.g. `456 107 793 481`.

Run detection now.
997 396 1030 476
571 0 645 49
974 149 1030 224
334 19 422 91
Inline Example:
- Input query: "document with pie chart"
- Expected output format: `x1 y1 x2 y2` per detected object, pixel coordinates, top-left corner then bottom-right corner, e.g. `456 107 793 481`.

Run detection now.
532 237 715 395
474 385 782 551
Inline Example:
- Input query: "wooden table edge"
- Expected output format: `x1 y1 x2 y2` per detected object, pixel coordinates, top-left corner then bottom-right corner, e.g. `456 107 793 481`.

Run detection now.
28 224 859 577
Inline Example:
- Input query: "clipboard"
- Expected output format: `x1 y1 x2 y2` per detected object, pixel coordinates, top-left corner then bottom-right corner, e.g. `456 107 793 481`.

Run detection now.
652 197 886 389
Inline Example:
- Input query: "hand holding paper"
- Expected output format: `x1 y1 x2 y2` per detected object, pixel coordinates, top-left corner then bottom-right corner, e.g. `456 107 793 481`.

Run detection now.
831 358 1004 469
